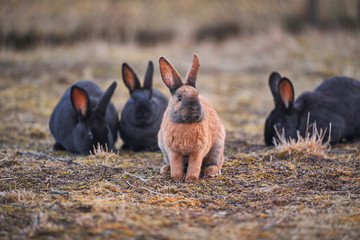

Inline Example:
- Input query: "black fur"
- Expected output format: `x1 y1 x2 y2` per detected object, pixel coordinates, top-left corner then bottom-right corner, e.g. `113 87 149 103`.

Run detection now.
265 72 360 145
49 80 118 154
119 61 168 151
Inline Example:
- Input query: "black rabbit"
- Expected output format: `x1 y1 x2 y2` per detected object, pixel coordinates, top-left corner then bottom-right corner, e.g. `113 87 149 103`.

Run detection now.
119 61 168 151
264 72 360 145
50 80 118 154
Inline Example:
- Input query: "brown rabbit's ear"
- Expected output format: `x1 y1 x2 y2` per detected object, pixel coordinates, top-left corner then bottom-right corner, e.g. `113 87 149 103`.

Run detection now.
122 63 141 94
278 78 294 109
159 56 183 94
71 86 90 117
185 54 200 88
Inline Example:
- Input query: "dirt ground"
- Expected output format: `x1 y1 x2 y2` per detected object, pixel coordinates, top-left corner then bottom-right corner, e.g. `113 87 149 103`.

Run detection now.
1 4 360 238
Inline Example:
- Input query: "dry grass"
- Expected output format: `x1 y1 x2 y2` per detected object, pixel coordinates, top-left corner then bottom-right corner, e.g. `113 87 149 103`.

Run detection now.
273 114 331 158
0 189 36 203
91 142 110 155
1 0 358 50
0 2 360 239
90 143 121 166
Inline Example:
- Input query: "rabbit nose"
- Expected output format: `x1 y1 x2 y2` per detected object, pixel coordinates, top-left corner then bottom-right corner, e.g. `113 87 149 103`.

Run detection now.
136 104 151 116
191 105 199 112
186 99 199 111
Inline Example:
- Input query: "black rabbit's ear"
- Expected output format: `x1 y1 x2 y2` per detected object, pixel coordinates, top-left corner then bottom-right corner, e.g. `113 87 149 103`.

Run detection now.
143 61 153 90
184 54 200 88
278 78 294 109
71 86 90 117
269 72 282 103
96 81 117 116
159 56 183 95
122 63 141 94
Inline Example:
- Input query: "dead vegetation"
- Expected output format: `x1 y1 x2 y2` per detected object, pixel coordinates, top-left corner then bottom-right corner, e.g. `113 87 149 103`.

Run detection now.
1 1 360 239
1 38 360 239
273 115 331 158
1 0 359 49
1 139 359 239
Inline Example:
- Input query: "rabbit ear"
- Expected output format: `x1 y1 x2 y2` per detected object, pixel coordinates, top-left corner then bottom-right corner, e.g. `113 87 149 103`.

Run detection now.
122 63 141 94
143 61 153 90
269 72 282 103
71 86 90 117
278 78 294 109
185 54 200 88
159 56 183 94
96 81 117 116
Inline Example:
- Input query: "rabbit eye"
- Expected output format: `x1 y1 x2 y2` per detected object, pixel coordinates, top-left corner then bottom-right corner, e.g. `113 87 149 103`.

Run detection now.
177 95 182 101
88 131 93 139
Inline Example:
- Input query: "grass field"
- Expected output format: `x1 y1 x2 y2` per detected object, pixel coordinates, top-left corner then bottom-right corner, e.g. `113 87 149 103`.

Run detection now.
1 1 360 239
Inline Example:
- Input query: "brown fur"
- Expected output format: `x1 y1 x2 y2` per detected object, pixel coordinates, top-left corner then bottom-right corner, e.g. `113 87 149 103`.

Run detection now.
158 54 225 182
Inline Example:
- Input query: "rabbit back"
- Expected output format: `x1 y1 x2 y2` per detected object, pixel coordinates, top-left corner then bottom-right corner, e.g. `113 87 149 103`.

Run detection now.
296 76 360 142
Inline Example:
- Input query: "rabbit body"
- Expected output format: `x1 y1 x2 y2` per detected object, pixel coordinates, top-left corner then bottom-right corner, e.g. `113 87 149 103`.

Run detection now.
50 80 118 154
119 61 168 151
265 73 360 145
158 54 225 182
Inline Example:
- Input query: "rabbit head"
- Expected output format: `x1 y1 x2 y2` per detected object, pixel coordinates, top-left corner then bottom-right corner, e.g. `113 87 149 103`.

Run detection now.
71 81 117 153
159 54 205 123
122 61 159 127
264 72 299 145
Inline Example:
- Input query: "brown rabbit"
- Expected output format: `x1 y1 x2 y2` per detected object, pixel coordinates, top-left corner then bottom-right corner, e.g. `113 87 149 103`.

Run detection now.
158 54 226 182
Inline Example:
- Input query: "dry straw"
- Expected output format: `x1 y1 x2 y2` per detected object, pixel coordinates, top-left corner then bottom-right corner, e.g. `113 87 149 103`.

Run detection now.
91 143 110 155
1 189 36 203
90 143 118 166
272 113 331 157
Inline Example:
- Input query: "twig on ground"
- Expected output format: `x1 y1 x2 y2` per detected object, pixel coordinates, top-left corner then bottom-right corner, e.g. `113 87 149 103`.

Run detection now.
138 187 168 195
0 178 16 181
49 188 69 195
125 179 173 196
16 151 88 166
123 172 150 182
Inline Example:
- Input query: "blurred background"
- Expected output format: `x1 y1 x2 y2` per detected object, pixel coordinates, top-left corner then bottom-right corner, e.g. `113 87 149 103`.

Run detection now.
1 0 360 49
1 0 360 148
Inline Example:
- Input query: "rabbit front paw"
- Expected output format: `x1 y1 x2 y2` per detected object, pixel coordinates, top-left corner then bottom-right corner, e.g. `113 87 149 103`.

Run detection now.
160 164 171 174
204 165 220 177
185 175 199 183
171 173 184 182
